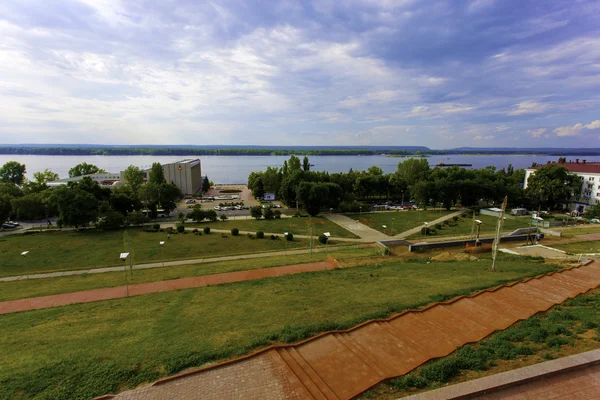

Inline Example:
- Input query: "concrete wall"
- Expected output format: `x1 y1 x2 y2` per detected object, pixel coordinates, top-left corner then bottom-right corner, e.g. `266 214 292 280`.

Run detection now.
408 234 542 252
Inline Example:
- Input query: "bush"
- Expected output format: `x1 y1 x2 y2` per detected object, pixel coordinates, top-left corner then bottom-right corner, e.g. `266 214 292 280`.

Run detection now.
452 216 459 222
420 358 461 383
256 231 264 239
435 223 442 230
263 208 275 220
152 223 160 230
231 228 239 236
318 234 328 244
192 228 198 233
176 224 185 233
270 234 277 240
220 214 228 221
286 232 293 241
273 210 282 219
203 227 211 234
420 227 430 235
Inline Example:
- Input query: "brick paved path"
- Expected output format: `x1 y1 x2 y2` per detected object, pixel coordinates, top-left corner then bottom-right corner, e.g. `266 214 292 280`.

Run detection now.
0 260 337 315
101 260 600 400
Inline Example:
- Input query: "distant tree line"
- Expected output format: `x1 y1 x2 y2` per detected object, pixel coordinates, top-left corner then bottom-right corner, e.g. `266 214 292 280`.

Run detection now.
248 156 586 216
1 146 599 156
0 161 184 229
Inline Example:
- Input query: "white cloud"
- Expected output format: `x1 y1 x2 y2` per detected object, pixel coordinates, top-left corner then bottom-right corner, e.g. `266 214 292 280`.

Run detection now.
495 125 510 132
508 100 548 116
585 120 600 129
528 128 546 138
473 134 494 140
553 120 600 137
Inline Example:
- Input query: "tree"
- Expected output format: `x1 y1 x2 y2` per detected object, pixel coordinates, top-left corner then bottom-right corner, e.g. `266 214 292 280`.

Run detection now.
188 205 207 222
126 211 148 226
253 178 265 200
288 155 302 173
202 176 210 193
263 207 274 220
49 185 98 228
396 158 430 187
0 194 12 224
585 202 600 219
68 163 106 178
123 165 145 194
10 191 55 220
110 185 139 215
250 205 263 220
303 156 310 171
158 183 184 215
148 163 165 185
526 165 582 209
0 161 26 185
33 169 59 184
97 211 125 230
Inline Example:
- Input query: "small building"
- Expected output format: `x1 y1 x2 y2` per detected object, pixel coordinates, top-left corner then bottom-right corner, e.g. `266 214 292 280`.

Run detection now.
511 208 528 216
264 193 276 201
46 173 122 188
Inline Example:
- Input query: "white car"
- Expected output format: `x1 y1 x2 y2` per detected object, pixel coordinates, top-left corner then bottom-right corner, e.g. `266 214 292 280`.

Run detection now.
214 206 221 211
591 218 600 224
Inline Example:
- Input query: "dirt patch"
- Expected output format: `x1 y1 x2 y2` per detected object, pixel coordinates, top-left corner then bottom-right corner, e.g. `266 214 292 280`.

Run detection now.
431 252 477 262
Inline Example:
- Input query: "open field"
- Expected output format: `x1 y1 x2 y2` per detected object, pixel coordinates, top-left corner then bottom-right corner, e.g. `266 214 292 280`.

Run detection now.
552 241 600 255
0 254 559 400
555 225 600 238
359 287 600 399
0 246 379 302
344 210 454 236
407 214 531 239
187 216 358 238
0 228 328 277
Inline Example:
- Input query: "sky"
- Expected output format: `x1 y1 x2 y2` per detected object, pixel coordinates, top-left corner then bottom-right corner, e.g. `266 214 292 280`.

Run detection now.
0 0 599 148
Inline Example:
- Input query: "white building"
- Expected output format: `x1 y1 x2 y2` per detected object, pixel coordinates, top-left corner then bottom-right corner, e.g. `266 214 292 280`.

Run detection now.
524 159 600 213
47 173 121 188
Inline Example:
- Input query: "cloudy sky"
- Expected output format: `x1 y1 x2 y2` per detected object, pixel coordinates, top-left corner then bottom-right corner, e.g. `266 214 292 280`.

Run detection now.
1 0 599 148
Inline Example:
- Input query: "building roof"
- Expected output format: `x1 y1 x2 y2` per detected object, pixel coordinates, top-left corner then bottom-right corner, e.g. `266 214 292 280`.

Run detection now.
528 159 600 174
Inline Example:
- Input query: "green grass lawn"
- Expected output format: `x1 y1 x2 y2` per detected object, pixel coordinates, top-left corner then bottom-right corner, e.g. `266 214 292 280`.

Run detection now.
0 246 379 302
555 225 600 238
0 228 324 277
0 254 559 400
551 241 600 254
188 216 358 238
407 214 531 239
344 210 454 236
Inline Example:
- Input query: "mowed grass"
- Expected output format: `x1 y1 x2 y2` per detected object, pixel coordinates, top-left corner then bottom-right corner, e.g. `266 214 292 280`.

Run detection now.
552 241 600 255
344 210 454 236
188 216 358 238
555 225 600 238
0 254 559 400
0 228 319 277
0 246 379 302
407 214 531 239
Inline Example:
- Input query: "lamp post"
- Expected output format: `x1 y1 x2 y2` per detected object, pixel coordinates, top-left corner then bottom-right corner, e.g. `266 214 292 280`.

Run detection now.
21 251 29 256
391 218 395 236
323 232 331 270
120 252 130 297
382 224 387 235
474 219 482 246
423 221 428 237
159 241 165 267
284 232 288 255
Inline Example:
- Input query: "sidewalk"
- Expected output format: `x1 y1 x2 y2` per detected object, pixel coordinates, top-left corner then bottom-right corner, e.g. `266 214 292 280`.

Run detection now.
324 214 388 241
0 244 364 282
0 259 340 315
103 260 600 400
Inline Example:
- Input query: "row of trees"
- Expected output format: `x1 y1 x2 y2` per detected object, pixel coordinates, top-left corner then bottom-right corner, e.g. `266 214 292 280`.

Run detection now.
247 156 585 216
0 161 184 229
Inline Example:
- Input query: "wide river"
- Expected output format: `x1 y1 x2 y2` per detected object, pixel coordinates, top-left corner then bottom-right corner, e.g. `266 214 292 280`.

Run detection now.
2 154 600 184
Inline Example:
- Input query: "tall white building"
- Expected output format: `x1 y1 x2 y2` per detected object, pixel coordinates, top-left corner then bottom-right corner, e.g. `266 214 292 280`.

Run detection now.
524 159 600 213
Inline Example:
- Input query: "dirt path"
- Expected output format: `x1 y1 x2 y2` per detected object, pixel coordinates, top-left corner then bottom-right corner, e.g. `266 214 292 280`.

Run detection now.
0 259 339 315
101 260 600 400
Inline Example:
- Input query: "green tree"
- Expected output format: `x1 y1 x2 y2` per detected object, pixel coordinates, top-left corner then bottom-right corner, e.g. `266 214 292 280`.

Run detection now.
10 191 55 220
202 176 210 193
253 178 265 200
0 182 22 198
263 207 274 220
68 163 106 178
250 205 263 220
526 165 582 209
585 202 600 218
0 161 26 185
0 194 12 224
396 158 430 187
123 165 145 194
302 156 310 171
33 169 59 184
188 205 207 222
288 155 302 173
97 211 125 230
110 185 139 215
148 163 165 185
49 185 98 228
158 183 184 215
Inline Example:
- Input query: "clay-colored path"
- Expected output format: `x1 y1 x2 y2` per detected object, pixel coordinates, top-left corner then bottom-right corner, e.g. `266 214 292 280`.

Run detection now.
0 260 338 315
103 260 600 400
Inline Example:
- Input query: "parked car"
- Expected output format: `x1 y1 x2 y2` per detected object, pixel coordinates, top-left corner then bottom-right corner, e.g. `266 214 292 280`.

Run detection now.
2 222 16 228
214 206 221 211
185 199 195 204
8 221 19 226
591 218 600 224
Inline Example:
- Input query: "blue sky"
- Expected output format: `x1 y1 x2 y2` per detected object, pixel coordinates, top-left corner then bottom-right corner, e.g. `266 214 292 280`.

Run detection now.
0 0 599 148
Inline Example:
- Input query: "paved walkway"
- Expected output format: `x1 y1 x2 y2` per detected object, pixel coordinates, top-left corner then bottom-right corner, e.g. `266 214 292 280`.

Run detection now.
100 260 600 400
322 214 388 242
0 244 363 282
0 259 340 315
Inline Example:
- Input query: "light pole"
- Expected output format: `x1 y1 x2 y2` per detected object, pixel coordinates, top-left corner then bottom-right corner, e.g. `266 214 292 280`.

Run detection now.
21 251 29 256
423 221 428 237
382 225 387 235
391 218 395 236
474 219 482 246
323 232 331 270
284 232 288 255
159 241 165 267
120 252 130 297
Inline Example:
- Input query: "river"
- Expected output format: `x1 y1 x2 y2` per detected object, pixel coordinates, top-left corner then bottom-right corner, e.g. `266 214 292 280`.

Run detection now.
2 154 600 184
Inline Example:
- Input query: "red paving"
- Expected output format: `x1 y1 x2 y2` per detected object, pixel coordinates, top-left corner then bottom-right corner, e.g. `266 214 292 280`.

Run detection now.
99 260 600 400
0 260 336 315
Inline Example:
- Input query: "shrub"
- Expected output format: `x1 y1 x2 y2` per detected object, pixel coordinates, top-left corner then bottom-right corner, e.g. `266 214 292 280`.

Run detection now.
420 227 430 235
435 223 442 230
231 228 239 236
286 232 293 241
270 234 277 240
318 234 328 244
192 228 198 233
452 216 459 222
220 214 228 221
263 208 275 220
176 224 185 233
273 210 282 219
256 231 264 239
420 358 461 383
152 223 160 230
203 227 211 234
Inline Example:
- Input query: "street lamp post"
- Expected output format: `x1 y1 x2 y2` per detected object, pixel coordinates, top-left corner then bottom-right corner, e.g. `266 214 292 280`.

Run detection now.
323 232 331 270
284 232 288 255
382 225 387 235
474 219 482 245
423 221 428 237
159 241 165 267
120 252 130 297
21 251 29 256
391 218 395 236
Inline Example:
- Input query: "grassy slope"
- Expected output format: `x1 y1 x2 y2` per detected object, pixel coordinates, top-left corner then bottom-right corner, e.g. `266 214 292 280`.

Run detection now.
0 255 558 400
344 210 453 236
552 241 600 254
188 216 358 238
0 228 330 277
407 214 531 239
0 247 378 302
